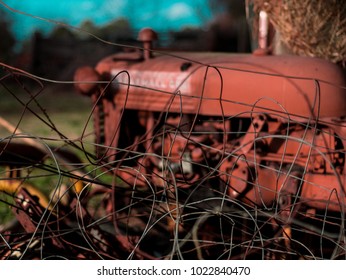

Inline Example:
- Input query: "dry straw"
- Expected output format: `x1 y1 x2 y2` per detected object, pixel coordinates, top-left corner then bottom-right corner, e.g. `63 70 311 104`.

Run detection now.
250 0 346 67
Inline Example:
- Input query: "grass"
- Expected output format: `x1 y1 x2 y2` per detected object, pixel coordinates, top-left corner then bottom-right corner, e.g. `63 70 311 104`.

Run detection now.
0 84 94 140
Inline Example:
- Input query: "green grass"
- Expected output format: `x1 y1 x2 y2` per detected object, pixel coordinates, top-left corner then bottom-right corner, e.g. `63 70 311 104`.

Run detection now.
0 85 94 140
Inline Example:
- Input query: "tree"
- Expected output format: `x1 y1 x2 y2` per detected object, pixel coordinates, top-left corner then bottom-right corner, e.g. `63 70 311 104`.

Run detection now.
207 0 251 52
0 10 15 62
79 19 99 38
99 18 133 41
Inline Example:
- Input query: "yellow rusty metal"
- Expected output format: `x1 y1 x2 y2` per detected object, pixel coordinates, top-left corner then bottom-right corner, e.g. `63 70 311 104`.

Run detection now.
0 179 50 209
73 179 84 194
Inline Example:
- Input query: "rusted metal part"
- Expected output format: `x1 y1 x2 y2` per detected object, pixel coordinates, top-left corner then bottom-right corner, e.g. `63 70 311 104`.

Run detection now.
0 141 47 166
3 188 130 259
95 51 345 120
137 28 158 60
74 66 101 96
12 188 68 255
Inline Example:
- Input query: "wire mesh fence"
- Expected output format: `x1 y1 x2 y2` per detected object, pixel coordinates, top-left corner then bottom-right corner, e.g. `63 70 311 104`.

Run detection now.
0 2 345 260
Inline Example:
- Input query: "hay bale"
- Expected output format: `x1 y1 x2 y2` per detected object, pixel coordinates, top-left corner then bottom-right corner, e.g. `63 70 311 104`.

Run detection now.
250 0 346 66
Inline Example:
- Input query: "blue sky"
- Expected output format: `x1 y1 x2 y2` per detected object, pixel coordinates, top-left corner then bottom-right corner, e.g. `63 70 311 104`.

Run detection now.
1 0 213 41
